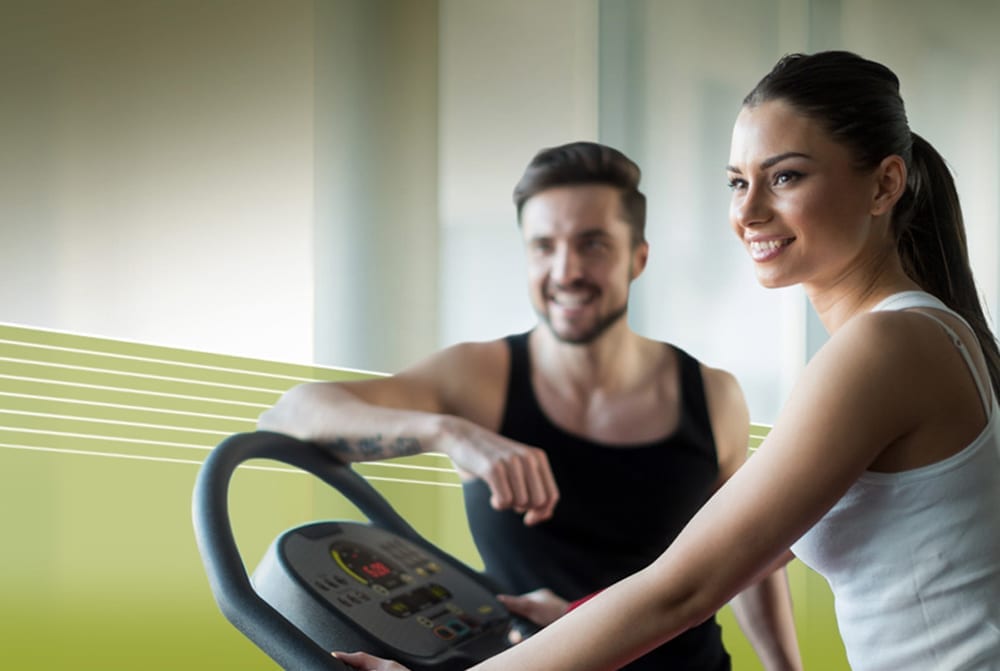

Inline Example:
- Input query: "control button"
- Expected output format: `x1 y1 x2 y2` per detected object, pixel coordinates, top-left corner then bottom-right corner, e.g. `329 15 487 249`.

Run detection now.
372 584 390 596
447 619 470 637
428 584 451 601
459 614 480 630
476 604 495 615
433 626 456 640
382 600 412 618
416 616 434 628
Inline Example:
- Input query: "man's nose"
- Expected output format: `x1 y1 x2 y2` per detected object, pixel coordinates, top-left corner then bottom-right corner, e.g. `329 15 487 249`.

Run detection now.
551 246 583 283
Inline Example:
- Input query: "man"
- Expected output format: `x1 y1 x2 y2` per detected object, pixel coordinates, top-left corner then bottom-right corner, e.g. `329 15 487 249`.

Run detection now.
258 142 801 670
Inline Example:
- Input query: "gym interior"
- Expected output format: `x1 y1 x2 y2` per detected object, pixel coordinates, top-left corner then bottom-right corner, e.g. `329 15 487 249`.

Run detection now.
2 2 998 669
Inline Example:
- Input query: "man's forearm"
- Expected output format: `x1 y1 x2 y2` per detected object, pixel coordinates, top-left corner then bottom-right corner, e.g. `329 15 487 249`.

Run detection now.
728 564 802 671
257 383 440 461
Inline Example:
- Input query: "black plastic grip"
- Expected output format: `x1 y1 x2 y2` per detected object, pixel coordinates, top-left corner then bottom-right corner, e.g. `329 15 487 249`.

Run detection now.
192 431 502 669
193 431 358 670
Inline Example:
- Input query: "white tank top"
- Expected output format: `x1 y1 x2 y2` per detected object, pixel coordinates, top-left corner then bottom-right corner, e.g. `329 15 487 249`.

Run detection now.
790 291 1000 670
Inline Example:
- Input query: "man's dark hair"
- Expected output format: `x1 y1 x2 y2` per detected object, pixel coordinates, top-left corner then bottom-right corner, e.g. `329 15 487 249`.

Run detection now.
512 141 647 246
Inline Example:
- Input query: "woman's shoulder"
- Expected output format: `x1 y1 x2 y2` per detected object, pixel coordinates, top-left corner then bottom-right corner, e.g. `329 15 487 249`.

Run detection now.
832 306 973 366
804 307 980 437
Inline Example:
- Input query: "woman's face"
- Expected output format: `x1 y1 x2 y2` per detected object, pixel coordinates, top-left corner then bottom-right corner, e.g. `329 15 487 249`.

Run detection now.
726 99 886 292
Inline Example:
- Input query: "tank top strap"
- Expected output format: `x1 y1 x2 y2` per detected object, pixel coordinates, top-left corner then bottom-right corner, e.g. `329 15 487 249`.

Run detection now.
871 291 993 414
672 345 715 446
500 331 537 427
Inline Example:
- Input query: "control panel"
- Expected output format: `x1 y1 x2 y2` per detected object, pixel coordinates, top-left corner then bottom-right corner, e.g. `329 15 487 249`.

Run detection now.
252 520 511 666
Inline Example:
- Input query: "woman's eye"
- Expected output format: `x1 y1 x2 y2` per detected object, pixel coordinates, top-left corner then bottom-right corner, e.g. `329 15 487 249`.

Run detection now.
726 177 746 191
773 171 802 186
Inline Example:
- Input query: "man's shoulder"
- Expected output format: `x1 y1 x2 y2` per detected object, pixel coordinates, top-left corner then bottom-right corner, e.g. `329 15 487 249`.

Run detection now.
635 338 743 404
440 335 512 358
423 336 512 382
421 337 512 426
638 337 737 381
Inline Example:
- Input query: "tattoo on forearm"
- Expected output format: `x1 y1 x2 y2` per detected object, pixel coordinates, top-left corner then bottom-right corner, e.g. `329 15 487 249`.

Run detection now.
358 434 385 459
325 437 353 460
325 434 422 461
392 437 421 456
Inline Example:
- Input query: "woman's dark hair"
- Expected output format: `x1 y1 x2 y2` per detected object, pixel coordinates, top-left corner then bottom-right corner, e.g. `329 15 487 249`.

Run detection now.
513 141 647 246
745 50 1000 397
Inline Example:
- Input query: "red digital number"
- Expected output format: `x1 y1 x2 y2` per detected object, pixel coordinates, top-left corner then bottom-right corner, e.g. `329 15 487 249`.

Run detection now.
362 561 391 579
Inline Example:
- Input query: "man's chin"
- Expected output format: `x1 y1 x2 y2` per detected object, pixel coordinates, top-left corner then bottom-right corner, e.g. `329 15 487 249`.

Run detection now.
541 309 628 345
551 329 594 345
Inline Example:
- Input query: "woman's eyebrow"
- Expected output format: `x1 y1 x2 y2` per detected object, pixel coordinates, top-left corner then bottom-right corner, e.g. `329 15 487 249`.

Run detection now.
726 151 813 173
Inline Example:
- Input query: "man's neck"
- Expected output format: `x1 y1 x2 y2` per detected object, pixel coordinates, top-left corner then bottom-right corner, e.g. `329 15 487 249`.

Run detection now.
531 321 645 393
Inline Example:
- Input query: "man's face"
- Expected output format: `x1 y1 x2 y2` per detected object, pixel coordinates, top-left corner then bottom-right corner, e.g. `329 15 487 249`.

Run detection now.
520 184 647 344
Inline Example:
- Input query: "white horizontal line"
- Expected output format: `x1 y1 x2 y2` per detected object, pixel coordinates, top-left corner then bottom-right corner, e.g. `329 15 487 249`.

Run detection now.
358 461 458 474
0 427 214 450
0 443 462 488
0 356 288 394
0 426 461 467
0 373 270 409
0 337 317 383
0 408 235 437
0 442 293 472
0 390 253 422
353 475 462 489
0 323 384 378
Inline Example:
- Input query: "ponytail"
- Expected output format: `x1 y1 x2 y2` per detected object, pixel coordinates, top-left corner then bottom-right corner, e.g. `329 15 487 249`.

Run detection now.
895 133 1000 397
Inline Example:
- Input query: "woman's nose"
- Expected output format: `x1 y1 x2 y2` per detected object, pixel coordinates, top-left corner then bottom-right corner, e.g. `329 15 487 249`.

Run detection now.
731 184 772 230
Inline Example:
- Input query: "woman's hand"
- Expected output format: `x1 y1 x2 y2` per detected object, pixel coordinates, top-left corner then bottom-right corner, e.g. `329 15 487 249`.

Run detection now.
333 651 411 671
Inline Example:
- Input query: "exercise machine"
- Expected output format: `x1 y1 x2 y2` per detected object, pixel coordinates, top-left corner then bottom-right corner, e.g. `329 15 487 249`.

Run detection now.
193 431 513 670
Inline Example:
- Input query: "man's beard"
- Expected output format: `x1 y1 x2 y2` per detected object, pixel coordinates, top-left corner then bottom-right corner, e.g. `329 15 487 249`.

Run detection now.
537 302 629 345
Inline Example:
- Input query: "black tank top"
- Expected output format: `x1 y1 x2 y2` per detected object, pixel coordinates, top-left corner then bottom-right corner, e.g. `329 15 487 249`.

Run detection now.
463 331 730 671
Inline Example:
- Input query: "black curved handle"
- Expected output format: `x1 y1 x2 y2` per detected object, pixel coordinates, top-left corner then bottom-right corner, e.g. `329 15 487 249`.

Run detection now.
193 431 359 670
192 431 504 669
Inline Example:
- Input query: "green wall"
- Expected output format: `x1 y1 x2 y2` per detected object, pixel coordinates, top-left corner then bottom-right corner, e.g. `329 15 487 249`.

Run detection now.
0 324 846 669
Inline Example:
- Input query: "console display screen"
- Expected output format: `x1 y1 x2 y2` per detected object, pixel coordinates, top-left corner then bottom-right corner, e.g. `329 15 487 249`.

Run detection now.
331 541 405 590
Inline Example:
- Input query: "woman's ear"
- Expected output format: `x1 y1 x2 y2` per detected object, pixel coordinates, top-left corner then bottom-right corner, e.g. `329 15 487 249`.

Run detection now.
871 154 907 216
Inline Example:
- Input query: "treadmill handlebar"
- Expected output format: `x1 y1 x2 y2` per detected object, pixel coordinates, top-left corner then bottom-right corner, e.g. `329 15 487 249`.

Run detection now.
192 430 405 671
192 430 504 670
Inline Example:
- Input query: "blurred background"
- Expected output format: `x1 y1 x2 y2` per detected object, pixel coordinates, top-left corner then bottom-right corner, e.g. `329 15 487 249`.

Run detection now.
2 2 999 669
3 0 998 423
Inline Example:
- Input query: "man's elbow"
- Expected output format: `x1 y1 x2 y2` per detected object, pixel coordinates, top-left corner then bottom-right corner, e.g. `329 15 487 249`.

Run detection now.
256 383 310 433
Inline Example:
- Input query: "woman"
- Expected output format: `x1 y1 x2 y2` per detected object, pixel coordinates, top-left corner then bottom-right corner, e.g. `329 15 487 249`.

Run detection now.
336 51 1000 671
